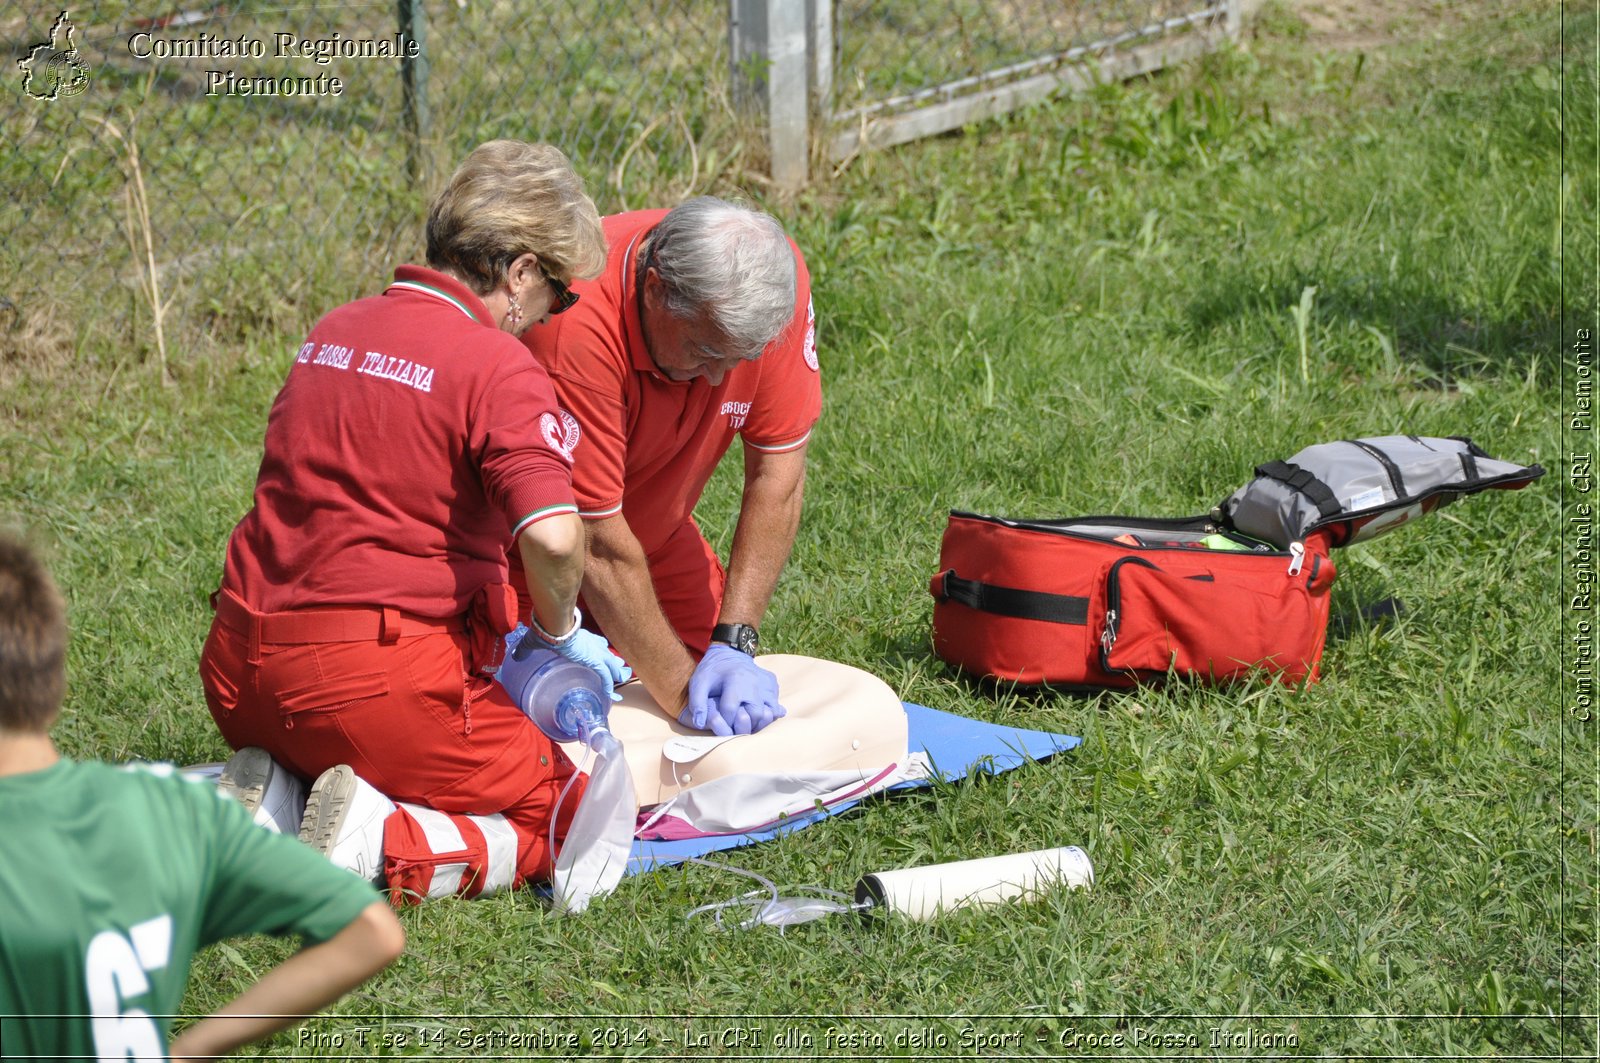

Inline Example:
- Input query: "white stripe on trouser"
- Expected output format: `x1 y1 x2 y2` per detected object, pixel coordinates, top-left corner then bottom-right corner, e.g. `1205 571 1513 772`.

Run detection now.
467 814 519 896
398 802 469 899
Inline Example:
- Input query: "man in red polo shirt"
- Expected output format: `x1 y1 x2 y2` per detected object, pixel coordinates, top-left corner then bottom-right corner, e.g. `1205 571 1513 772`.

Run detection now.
519 197 818 737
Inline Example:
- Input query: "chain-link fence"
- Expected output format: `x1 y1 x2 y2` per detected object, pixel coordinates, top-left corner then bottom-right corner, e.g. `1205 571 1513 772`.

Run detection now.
2 1 734 366
3 2 1236 366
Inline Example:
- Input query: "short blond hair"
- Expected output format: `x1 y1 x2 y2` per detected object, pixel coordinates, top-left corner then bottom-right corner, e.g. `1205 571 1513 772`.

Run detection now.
426 140 606 295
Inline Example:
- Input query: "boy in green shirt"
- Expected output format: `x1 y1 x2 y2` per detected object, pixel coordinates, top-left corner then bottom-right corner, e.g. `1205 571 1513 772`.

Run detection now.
0 533 405 1061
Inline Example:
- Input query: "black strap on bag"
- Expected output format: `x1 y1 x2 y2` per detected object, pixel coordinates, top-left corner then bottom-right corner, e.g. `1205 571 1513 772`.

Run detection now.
1451 436 1488 480
1343 439 1406 497
936 570 1088 625
1255 461 1343 520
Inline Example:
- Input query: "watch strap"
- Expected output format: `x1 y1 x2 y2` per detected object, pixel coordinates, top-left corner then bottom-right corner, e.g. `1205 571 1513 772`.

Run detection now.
710 622 759 655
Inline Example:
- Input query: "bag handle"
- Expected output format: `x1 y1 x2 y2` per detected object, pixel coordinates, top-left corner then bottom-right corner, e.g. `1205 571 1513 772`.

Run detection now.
1254 460 1343 520
931 570 1088 625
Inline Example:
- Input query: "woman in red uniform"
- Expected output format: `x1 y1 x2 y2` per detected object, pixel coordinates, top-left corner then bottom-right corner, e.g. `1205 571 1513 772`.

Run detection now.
200 141 628 903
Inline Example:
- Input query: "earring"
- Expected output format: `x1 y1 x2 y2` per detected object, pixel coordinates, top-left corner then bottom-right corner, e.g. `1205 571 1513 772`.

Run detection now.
506 294 523 329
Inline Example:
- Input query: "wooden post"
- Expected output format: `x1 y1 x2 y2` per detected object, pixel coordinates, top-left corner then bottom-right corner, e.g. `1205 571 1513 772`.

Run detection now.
730 0 809 188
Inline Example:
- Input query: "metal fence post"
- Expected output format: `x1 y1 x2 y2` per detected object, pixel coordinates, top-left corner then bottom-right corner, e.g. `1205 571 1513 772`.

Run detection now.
397 0 430 183
729 0 809 188
807 0 833 128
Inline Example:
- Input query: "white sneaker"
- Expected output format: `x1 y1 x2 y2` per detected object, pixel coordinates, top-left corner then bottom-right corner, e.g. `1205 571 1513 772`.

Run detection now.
217 747 306 835
298 765 395 885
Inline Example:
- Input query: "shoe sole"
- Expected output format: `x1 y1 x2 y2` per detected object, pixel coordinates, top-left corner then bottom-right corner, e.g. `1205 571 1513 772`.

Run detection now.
216 747 273 818
298 764 358 857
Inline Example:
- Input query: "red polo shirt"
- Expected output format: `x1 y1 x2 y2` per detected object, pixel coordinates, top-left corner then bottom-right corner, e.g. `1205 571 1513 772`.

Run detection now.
520 210 819 556
221 266 576 617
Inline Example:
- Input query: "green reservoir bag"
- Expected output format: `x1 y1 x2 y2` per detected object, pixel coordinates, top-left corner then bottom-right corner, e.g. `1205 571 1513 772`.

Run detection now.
1215 435 1543 551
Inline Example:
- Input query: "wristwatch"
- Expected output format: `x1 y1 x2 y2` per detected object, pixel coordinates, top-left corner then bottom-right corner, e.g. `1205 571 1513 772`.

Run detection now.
710 622 759 656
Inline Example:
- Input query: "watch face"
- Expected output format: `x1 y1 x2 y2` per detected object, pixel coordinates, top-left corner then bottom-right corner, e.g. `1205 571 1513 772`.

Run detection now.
715 623 759 655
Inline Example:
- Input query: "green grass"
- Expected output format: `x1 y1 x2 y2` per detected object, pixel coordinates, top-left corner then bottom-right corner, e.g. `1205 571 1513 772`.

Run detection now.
1 1 1592 1057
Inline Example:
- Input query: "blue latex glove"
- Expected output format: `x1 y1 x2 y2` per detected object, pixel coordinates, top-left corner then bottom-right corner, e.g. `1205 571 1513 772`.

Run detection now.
558 627 632 702
509 621 633 702
681 646 786 736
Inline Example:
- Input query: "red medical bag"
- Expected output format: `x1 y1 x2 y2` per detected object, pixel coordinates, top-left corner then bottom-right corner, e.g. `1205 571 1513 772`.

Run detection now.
930 513 1337 688
930 434 1542 689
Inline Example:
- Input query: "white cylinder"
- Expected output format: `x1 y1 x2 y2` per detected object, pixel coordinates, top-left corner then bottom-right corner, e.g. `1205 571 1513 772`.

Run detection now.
855 846 1093 920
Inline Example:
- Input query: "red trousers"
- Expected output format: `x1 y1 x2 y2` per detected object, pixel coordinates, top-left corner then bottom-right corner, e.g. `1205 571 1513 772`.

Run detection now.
200 591 585 905
641 519 727 656
516 518 727 656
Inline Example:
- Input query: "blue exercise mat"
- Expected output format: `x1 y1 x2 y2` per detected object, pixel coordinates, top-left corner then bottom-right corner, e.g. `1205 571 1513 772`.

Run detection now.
626 702 1079 874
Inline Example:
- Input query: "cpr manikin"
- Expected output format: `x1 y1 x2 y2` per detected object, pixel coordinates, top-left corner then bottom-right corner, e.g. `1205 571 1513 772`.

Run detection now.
498 644 911 910
568 654 908 813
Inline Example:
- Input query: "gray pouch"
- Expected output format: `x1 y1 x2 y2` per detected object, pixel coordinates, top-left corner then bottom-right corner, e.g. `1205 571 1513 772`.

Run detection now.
1215 435 1543 550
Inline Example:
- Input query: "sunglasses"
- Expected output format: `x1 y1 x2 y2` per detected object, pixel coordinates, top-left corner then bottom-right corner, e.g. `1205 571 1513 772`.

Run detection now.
538 263 579 315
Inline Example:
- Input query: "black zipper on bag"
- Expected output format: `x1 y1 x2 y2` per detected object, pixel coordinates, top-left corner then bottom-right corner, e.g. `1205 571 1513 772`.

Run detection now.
955 511 1212 541
1100 556 1159 671
951 511 1290 556
1098 557 1227 674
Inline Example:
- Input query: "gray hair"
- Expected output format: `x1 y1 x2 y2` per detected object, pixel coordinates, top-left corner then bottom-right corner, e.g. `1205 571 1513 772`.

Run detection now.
642 196 798 358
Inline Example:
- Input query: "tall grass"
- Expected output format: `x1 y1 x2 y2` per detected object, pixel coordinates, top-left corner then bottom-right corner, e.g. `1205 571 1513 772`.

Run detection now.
0 2 1588 1057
